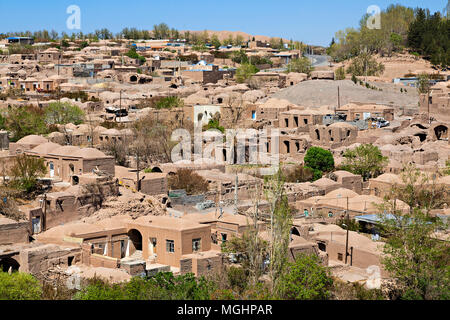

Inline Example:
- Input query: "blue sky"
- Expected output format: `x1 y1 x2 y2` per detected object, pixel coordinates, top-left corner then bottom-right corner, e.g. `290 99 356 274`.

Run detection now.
0 0 446 46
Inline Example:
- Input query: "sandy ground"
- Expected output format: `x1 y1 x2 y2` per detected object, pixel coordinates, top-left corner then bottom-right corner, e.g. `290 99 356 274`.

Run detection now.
66 265 131 283
330 53 448 80
272 79 419 110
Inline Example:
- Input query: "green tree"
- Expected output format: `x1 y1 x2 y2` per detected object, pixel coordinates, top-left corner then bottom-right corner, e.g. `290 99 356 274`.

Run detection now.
74 272 214 300
279 254 333 300
231 49 249 64
304 147 335 180
44 102 85 125
264 170 293 297
6 105 48 142
335 66 346 80
0 271 43 300
416 73 431 94
235 63 259 83
341 144 388 181
211 35 221 49
347 52 385 77
125 47 146 64
204 118 224 133
9 154 47 193
286 57 313 75
378 171 450 300
155 96 184 110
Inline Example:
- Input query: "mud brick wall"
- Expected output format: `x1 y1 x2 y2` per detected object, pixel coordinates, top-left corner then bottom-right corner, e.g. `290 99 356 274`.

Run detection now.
193 255 222 277
179 258 192 274
121 262 146 276
0 221 30 245
19 245 82 275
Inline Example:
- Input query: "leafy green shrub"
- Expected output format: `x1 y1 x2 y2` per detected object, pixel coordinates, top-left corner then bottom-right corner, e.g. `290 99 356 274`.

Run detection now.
304 147 335 175
44 102 85 125
278 254 333 300
235 63 259 83
335 67 346 80
0 271 42 300
155 96 184 109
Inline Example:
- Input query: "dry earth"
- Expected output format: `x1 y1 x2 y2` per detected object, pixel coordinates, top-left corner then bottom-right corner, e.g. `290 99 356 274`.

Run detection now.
271 79 419 110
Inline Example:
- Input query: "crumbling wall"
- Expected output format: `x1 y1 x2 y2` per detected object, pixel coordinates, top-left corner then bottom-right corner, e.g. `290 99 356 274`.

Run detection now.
19 244 82 276
0 220 30 245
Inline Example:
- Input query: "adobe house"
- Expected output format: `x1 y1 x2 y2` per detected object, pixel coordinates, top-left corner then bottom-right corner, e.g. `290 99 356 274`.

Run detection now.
0 215 30 246
336 103 394 122
329 170 363 194
419 88 450 121
9 135 49 154
310 122 358 148
115 166 168 195
279 134 311 157
182 63 234 85
368 173 403 198
8 53 36 64
249 72 287 88
273 51 300 65
310 70 335 80
37 49 62 63
26 143 115 184
305 223 387 275
66 216 223 276
296 188 409 219
312 177 341 194
279 109 326 131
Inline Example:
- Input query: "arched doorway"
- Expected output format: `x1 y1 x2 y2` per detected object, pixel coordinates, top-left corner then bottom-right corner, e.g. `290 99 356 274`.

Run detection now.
127 229 143 256
49 162 55 178
291 227 301 237
414 133 427 142
0 257 20 272
434 125 448 140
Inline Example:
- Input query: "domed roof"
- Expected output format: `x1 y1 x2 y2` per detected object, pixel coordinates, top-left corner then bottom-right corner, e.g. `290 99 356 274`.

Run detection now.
49 145 81 157
72 148 107 159
17 135 48 145
372 173 402 184
312 177 339 186
30 142 61 155
325 188 358 199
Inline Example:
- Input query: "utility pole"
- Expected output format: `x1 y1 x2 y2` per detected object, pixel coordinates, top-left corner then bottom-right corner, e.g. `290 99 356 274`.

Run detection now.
345 197 350 264
336 86 340 115
136 151 140 192
43 193 47 232
234 173 239 214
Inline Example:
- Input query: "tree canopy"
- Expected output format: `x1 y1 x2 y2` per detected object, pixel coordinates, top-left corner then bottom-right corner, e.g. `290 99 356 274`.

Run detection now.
341 144 388 181
304 147 335 180
44 102 85 125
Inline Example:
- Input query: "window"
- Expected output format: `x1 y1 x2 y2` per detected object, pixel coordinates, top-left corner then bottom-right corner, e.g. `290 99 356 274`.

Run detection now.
338 253 343 261
166 240 175 253
192 238 201 252
221 233 227 242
